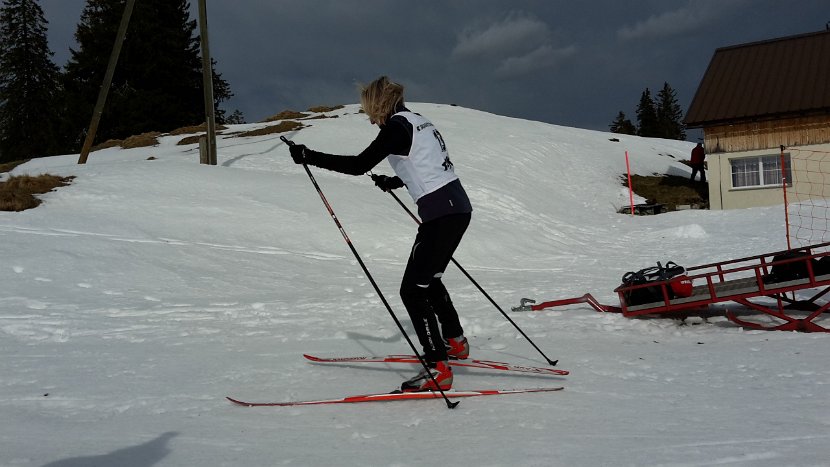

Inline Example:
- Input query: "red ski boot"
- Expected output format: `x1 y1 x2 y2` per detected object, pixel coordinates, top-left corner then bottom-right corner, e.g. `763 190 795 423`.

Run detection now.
401 361 453 392
445 336 469 360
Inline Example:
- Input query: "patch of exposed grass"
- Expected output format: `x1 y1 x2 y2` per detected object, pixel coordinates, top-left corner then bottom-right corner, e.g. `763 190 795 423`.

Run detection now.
307 105 344 113
622 173 709 211
0 159 29 173
91 139 123 151
91 132 162 152
263 110 308 122
122 132 162 149
261 106 344 123
176 135 202 146
94 125 234 151
303 114 338 120
0 174 75 211
236 120 304 138
169 123 228 136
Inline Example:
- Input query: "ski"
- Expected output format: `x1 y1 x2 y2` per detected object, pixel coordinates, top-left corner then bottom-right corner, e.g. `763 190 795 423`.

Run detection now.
226 387 563 407
303 354 569 376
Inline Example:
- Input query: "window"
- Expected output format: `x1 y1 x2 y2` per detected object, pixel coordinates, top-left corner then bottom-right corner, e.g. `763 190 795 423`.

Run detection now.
731 153 791 188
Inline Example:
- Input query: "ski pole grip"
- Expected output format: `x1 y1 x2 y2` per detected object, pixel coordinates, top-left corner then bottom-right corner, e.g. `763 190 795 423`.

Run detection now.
280 135 295 146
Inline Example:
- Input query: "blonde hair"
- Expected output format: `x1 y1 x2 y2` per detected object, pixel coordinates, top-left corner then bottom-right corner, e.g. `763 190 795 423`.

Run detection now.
360 76 404 126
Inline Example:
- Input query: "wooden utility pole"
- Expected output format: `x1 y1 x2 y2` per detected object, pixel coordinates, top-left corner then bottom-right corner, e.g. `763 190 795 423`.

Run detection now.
77 0 136 164
197 0 217 165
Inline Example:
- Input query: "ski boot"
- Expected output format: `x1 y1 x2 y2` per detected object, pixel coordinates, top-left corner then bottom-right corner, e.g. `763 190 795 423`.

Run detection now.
445 335 469 360
401 361 453 392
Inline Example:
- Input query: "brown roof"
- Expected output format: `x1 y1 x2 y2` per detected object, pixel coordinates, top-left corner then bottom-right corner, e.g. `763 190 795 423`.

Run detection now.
684 30 830 127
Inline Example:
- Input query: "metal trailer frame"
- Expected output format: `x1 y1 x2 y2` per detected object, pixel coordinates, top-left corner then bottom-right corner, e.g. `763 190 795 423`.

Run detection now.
512 242 830 332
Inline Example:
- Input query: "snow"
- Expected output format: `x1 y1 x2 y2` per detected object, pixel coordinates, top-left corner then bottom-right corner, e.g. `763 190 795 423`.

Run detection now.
2 104 829 466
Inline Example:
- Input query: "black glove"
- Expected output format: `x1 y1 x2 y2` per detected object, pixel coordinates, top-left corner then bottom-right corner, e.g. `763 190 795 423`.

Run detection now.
289 144 308 164
371 174 404 192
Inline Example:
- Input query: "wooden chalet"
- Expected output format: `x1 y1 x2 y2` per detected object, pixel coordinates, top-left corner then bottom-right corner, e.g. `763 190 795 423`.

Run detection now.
685 29 830 209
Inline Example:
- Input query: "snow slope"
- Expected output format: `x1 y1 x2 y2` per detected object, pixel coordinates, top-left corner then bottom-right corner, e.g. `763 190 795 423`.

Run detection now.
2 104 828 466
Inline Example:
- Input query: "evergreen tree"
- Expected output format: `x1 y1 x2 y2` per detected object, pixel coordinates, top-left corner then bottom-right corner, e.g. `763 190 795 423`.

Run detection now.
609 111 636 135
0 0 62 162
60 0 232 149
226 109 245 124
635 88 659 138
655 82 686 140
210 58 233 124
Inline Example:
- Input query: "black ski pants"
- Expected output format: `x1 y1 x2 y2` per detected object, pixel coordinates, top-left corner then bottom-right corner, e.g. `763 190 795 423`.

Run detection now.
399 213 471 363
690 163 706 182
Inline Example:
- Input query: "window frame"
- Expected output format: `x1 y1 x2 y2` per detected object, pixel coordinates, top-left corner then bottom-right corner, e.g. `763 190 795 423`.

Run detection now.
730 153 792 190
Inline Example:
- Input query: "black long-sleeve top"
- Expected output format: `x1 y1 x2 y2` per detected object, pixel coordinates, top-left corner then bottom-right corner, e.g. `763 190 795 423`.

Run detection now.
303 112 472 223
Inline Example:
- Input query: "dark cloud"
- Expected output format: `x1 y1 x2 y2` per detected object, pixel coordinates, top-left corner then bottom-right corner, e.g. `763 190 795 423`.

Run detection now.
617 0 747 40
451 11 578 79
39 0 829 135
453 11 552 59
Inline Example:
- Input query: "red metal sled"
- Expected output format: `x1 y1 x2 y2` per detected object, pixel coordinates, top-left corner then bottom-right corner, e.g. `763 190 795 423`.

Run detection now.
513 242 830 332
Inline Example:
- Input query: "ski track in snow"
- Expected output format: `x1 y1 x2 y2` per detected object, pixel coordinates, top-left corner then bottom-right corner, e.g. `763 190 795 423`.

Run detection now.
0 224 344 260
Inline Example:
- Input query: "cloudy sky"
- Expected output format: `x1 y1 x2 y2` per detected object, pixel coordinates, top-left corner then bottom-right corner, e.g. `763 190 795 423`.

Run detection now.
40 0 829 136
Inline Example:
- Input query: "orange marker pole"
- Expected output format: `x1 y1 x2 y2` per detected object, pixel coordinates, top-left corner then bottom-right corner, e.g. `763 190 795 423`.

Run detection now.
625 151 635 216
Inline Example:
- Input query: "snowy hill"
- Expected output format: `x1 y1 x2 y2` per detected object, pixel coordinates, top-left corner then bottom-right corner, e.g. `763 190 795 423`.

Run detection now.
2 104 828 466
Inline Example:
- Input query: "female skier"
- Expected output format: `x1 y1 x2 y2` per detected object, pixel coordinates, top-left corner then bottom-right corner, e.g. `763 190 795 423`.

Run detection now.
288 76 472 392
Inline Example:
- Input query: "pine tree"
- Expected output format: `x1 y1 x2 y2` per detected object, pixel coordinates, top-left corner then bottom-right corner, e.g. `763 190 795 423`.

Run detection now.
0 0 62 162
210 58 233 124
635 88 659 138
655 82 686 140
60 0 232 149
226 109 245 124
609 111 636 135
